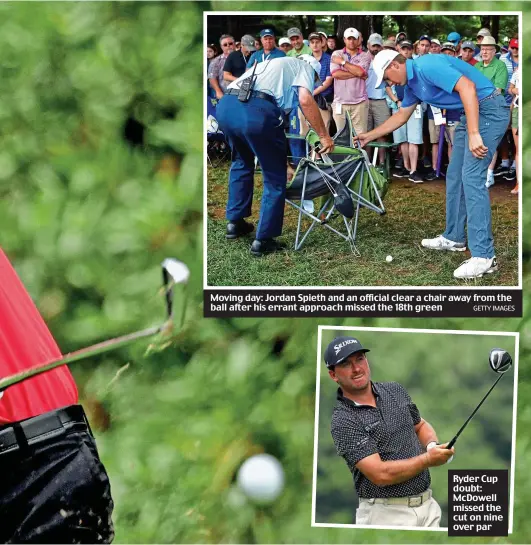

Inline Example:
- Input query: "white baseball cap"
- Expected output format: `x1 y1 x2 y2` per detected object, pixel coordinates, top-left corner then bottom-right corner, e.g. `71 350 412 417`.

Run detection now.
279 37 290 46
431 38 441 46
297 54 322 78
344 27 360 39
373 49 400 89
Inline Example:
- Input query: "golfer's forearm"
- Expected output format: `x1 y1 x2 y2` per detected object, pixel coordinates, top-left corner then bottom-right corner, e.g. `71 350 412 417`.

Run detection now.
365 108 409 140
373 455 430 486
416 420 438 448
456 78 480 134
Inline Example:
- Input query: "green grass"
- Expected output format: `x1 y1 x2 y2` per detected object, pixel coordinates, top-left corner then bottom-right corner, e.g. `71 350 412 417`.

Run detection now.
207 163 519 287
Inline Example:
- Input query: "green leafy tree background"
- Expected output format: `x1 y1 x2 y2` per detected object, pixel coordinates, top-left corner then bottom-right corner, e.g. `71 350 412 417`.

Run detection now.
0 1 529 543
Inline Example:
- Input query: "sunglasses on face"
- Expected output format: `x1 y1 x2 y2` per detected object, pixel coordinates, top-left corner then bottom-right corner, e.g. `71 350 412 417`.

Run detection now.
222 42 234 47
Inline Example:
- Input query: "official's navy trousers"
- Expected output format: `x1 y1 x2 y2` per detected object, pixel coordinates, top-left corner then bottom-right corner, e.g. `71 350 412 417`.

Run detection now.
217 94 287 240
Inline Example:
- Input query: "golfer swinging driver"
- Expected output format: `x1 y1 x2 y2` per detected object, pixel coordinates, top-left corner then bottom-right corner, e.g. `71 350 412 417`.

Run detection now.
325 337 454 527
355 49 510 280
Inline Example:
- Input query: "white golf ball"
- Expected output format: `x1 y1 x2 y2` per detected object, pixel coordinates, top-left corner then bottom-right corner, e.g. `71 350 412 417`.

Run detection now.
386 255 393 263
237 454 285 503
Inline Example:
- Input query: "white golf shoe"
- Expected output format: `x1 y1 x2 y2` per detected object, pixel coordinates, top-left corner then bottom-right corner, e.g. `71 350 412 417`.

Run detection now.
421 235 466 252
453 257 498 279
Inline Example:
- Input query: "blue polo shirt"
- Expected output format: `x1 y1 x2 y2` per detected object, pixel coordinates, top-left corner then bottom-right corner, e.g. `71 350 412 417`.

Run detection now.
401 55 495 110
246 48 286 69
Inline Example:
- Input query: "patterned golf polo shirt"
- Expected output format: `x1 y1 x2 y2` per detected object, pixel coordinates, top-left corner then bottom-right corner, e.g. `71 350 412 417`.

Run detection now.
330 381 431 499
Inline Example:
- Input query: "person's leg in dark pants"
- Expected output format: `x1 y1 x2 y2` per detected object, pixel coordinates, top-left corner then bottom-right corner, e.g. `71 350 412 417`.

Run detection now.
239 98 287 240
0 429 114 544
216 95 256 222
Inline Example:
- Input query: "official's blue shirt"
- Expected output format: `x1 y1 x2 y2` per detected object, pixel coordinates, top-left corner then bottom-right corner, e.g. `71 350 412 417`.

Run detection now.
246 48 286 69
401 55 495 110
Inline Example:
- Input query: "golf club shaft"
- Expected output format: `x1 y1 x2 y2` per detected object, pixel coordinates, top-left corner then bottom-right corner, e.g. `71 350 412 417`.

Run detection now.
447 373 505 449
0 324 165 393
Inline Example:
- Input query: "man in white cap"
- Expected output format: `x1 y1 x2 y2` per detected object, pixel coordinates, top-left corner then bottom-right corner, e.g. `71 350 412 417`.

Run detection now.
474 27 492 60
216 56 334 256
430 39 442 54
278 37 292 53
356 48 510 279
330 27 371 136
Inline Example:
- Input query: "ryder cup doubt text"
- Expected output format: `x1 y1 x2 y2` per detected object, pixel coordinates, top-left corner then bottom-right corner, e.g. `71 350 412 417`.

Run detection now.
449 470 509 537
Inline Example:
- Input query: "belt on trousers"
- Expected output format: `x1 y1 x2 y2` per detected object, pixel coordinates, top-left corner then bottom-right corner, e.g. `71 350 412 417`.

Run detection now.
479 88 502 103
227 89 276 105
0 405 88 454
360 489 432 508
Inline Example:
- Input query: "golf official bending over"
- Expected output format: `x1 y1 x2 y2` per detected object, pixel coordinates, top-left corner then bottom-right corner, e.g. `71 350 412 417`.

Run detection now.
0 249 114 543
325 337 454 527
216 55 334 257
355 51 510 279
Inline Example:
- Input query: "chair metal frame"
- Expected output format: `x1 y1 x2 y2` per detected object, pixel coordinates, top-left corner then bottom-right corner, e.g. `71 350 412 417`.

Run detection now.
285 117 386 252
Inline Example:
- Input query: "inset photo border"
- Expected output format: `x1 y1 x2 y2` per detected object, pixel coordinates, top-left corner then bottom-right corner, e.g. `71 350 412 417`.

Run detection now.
312 326 518 532
204 11 522 289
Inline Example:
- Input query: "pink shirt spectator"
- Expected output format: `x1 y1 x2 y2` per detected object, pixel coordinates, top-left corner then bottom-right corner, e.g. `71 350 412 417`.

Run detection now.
331 47 371 104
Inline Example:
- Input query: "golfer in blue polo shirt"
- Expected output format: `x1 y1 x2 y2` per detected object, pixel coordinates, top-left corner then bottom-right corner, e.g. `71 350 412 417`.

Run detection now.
356 50 510 279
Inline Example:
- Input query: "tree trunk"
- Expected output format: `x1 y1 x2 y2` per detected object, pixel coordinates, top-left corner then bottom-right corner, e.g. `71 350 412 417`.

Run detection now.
306 15 316 34
392 15 408 39
337 15 372 46
491 15 500 42
480 15 491 30
298 15 307 36
372 15 384 36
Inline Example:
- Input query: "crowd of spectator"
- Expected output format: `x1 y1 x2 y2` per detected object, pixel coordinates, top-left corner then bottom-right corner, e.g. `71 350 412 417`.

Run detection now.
207 23 519 194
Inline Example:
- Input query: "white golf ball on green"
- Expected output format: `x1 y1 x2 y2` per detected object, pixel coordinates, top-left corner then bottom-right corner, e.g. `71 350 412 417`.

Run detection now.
237 454 285 503
386 255 393 263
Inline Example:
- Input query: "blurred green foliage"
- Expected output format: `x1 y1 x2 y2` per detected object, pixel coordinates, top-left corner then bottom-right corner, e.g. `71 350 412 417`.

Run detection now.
0 1 528 544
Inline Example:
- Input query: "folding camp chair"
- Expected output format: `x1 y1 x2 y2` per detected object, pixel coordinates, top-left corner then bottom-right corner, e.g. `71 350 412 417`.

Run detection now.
285 128 388 252
207 97 230 168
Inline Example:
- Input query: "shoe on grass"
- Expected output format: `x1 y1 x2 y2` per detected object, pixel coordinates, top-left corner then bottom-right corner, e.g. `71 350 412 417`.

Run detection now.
408 171 424 183
421 235 466 252
453 256 498 279
226 219 254 239
393 167 409 178
250 238 286 257
424 169 438 181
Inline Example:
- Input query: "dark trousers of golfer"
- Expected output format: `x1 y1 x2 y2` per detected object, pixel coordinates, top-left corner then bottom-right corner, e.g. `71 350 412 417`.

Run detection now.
216 94 287 240
444 94 509 257
0 249 114 544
